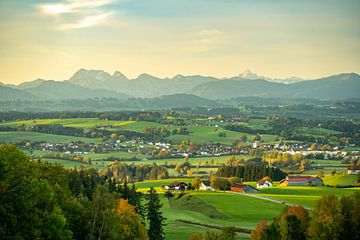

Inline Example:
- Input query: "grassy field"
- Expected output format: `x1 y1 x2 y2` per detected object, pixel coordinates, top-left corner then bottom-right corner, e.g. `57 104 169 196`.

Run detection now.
322 174 359 187
257 186 360 207
162 191 284 240
135 178 192 190
0 118 131 129
0 118 164 132
0 131 99 144
300 127 342 136
121 121 164 131
41 158 91 169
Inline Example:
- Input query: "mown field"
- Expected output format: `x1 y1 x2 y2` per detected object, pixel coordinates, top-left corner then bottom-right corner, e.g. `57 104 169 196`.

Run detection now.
0 131 99 144
257 185 360 208
41 158 91 169
0 118 163 131
167 125 277 145
162 191 284 240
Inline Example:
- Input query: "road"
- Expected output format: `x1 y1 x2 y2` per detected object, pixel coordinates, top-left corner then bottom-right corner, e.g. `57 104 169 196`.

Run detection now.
230 191 313 210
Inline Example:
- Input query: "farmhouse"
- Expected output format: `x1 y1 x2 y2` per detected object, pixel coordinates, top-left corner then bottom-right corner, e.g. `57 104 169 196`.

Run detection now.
280 176 323 186
199 180 215 191
165 182 187 191
256 177 273 188
231 184 259 193
347 165 360 175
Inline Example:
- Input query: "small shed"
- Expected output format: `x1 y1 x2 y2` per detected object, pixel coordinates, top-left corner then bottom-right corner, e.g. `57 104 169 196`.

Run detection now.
231 184 259 193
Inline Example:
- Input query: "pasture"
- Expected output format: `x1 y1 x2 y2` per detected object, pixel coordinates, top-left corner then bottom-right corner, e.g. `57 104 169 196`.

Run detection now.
257 185 360 207
0 131 99 144
162 191 284 240
41 158 90 169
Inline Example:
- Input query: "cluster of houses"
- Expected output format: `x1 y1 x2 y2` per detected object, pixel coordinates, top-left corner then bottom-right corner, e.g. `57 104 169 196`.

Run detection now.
164 175 324 193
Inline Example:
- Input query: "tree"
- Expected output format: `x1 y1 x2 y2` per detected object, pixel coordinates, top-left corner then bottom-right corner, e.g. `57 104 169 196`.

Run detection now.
279 215 306 240
110 133 117 140
309 195 342 240
251 220 268 240
192 176 201 191
147 187 166 240
175 164 181 175
117 199 147 240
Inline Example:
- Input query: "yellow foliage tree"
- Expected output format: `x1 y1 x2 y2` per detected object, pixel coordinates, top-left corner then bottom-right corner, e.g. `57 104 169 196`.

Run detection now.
117 199 147 240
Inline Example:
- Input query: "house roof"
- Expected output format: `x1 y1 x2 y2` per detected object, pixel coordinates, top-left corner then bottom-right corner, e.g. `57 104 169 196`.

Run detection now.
257 179 271 185
287 176 313 182
201 180 211 186
167 182 187 187
348 165 360 170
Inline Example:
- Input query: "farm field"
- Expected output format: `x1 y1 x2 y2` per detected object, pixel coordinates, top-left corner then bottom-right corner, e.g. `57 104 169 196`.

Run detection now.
256 186 360 207
167 125 277 145
0 118 166 132
0 118 131 129
0 131 99 144
162 191 285 240
322 174 359 187
41 158 91 169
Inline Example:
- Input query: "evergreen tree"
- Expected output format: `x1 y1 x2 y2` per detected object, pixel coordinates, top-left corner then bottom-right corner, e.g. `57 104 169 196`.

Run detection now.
147 187 166 240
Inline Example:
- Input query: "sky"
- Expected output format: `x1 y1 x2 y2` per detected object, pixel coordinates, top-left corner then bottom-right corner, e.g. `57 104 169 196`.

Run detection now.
0 0 359 84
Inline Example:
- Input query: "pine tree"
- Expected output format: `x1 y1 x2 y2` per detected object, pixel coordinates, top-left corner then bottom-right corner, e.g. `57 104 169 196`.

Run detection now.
147 187 166 240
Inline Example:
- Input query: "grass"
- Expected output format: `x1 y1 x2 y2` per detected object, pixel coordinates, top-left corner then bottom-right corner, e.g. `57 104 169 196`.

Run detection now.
300 127 342 136
135 178 191 190
322 174 359 187
169 194 228 219
168 125 277 145
257 186 360 207
40 158 91 169
121 121 164 132
162 191 285 240
0 118 132 129
0 119 164 132
0 131 99 144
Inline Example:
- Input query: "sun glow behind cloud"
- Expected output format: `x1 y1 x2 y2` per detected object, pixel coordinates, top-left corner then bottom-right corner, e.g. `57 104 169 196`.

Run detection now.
37 0 117 30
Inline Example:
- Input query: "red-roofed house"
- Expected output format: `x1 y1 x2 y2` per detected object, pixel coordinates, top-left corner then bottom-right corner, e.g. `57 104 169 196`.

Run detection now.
348 165 360 175
280 176 323 186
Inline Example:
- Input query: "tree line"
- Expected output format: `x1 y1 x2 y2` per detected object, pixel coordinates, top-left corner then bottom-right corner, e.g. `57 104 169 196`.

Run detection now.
216 162 286 181
0 145 166 240
251 194 360 240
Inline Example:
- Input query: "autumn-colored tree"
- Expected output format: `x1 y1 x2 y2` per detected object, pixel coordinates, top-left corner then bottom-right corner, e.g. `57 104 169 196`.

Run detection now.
117 199 147 240
174 164 181 175
192 176 201 190
110 133 117 139
284 205 310 233
308 195 342 240
187 170 192 177
251 220 268 240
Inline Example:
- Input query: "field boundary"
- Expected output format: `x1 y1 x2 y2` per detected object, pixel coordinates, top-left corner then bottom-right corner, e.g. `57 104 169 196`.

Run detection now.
175 219 252 234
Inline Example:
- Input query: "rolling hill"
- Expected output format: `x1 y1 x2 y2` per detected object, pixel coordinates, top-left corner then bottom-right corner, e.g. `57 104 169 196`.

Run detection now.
1 70 359 101
190 73 360 100
0 85 39 101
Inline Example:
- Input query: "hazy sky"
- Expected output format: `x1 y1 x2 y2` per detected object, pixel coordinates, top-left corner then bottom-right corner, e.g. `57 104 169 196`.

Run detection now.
0 0 359 84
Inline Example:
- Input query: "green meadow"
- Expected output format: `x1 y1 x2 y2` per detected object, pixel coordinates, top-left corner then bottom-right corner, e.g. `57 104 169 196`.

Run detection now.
257 186 360 207
0 131 99 144
41 158 91 169
162 191 285 240
167 125 278 145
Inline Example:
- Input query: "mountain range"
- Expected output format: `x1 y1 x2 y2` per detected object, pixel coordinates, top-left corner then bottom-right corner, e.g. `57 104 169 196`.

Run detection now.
0 69 359 102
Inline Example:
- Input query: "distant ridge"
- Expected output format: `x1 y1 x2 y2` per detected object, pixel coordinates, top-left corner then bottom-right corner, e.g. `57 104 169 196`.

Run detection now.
0 70 359 101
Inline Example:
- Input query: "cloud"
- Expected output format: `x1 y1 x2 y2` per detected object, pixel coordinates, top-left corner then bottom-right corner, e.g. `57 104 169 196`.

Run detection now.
58 12 114 30
38 0 116 15
37 0 117 30
186 29 225 52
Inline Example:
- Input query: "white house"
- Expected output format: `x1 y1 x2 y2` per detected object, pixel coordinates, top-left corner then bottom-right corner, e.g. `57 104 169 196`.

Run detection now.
199 180 215 191
348 165 360 175
256 180 272 188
